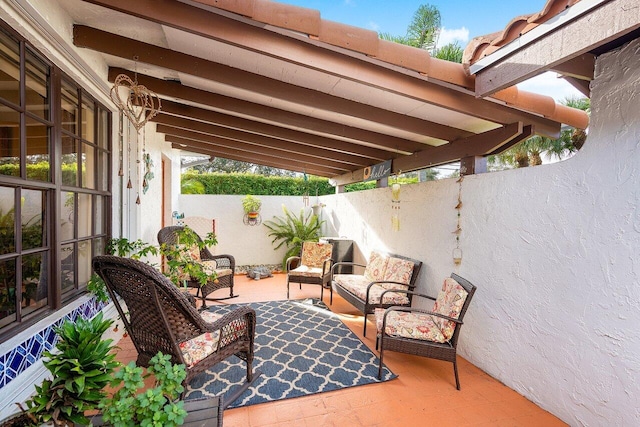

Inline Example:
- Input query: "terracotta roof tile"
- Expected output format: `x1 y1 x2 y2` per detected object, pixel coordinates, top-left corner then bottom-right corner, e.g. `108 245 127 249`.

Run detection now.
253 0 321 36
462 0 582 68
193 0 588 129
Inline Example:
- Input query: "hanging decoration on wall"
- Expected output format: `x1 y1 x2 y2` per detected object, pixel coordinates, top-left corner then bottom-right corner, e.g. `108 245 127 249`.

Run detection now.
109 56 162 204
142 152 154 194
452 175 464 265
302 172 310 207
391 175 401 232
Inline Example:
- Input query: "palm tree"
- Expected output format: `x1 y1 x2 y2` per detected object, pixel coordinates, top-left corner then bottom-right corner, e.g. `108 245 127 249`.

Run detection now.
379 4 441 54
490 96 590 168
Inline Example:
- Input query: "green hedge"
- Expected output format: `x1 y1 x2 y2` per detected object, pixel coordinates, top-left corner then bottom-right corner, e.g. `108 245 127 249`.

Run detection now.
181 173 335 195
180 173 423 195
0 162 78 182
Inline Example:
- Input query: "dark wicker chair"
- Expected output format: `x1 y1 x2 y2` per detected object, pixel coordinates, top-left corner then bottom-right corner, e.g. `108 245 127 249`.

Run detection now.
157 225 237 309
376 273 477 390
286 241 333 301
92 255 259 406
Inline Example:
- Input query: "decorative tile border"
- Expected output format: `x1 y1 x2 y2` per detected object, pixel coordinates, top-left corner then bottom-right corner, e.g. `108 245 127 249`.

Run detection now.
0 298 106 390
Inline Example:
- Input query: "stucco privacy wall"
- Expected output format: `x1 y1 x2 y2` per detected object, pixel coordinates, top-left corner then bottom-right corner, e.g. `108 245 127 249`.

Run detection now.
321 40 640 425
177 195 312 267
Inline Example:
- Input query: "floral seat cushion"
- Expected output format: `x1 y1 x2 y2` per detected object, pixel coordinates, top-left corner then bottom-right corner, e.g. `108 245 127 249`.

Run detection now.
375 277 468 343
179 310 222 367
332 274 409 305
375 308 446 343
290 265 325 278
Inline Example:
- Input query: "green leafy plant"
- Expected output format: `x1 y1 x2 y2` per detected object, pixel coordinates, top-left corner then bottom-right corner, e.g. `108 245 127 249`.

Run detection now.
98 352 187 427
241 194 261 214
263 205 324 269
24 312 119 426
158 226 219 287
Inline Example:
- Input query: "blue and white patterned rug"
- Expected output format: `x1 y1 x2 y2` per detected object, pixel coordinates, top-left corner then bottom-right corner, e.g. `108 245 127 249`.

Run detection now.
184 298 396 408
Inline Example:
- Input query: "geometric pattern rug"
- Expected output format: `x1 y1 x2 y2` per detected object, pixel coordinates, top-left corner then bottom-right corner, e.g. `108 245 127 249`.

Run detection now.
184 298 396 408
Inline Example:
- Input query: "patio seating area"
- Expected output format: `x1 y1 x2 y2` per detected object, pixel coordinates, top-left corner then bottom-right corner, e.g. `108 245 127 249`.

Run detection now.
114 273 566 427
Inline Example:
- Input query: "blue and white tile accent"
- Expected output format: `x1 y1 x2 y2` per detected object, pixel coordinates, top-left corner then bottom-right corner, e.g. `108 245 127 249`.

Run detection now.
0 297 107 390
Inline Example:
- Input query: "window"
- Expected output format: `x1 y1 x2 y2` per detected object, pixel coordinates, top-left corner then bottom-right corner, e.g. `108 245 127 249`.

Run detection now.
0 24 111 335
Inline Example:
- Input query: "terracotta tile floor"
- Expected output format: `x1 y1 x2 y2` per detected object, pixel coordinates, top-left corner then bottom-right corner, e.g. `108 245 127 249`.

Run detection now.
114 274 567 427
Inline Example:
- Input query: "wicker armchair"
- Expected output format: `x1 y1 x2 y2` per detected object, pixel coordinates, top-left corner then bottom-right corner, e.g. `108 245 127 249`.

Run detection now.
92 255 259 405
158 225 237 308
375 273 477 390
286 241 333 300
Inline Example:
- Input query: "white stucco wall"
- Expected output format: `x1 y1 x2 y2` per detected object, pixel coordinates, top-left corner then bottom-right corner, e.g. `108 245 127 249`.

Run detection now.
320 41 640 426
176 194 312 267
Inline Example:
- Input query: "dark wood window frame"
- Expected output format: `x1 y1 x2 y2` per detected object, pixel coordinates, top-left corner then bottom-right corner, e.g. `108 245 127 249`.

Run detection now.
0 22 112 339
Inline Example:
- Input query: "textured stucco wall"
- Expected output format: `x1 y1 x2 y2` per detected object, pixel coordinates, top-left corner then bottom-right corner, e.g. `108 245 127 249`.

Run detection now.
321 40 640 426
177 195 312 267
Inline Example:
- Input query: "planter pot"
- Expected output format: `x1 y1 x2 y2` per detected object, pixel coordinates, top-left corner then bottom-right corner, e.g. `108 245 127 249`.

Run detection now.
89 396 222 427
0 412 39 427
247 211 259 219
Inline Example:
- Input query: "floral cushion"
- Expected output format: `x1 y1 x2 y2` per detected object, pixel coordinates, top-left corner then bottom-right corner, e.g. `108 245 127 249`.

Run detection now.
177 244 201 262
179 311 222 367
364 251 389 281
374 308 446 343
432 278 468 341
333 274 409 305
300 242 333 268
381 257 414 290
290 265 325 278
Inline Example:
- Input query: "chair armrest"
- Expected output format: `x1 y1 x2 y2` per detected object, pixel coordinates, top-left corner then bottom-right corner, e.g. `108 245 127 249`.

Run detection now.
202 253 236 270
322 258 333 275
201 306 257 343
331 262 366 275
379 288 436 301
286 256 301 271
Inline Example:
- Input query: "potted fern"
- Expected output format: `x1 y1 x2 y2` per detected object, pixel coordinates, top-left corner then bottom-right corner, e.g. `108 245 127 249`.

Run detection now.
263 205 324 269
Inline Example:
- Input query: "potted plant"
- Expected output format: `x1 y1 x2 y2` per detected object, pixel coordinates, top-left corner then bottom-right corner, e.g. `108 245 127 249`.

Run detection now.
158 226 219 288
95 353 188 427
263 205 324 269
241 195 261 220
10 312 120 426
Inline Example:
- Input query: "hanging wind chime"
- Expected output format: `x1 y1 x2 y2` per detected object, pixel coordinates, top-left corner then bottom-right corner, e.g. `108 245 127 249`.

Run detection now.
391 176 401 231
452 175 464 265
109 57 161 204
302 172 310 206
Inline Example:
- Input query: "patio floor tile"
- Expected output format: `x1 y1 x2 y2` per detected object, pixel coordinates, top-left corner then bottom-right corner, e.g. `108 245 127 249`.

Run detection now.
113 273 568 426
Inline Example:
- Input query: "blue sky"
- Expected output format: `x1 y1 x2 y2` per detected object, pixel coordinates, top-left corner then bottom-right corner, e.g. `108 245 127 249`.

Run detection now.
277 0 583 101
278 0 549 46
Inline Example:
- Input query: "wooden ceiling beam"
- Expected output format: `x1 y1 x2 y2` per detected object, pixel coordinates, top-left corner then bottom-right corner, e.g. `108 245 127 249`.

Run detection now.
167 139 338 177
550 53 595 81
108 68 423 156
158 99 390 161
159 126 353 173
331 122 528 186
74 25 465 147
154 115 373 167
83 0 562 136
